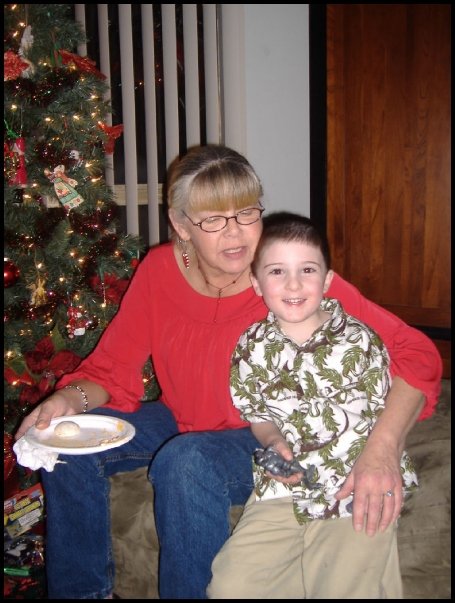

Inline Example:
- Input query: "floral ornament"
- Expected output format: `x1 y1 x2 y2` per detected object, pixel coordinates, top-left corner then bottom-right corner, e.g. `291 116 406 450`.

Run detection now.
58 49 106 79
4 50 30 81
4 336 81 407
98 122 124 154
89 273 130 304
3 367 34 389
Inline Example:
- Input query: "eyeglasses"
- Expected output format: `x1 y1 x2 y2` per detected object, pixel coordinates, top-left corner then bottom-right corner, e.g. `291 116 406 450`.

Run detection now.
183 207 264 233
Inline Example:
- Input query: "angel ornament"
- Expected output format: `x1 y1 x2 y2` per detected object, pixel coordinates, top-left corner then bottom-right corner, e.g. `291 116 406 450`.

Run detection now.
28 275 47 307
44 164 84 211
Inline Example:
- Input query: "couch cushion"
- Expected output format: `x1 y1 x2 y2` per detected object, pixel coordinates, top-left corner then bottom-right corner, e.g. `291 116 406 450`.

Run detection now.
110 469 158 599
398 379 451 599
110 380 451 599
110 469 244 599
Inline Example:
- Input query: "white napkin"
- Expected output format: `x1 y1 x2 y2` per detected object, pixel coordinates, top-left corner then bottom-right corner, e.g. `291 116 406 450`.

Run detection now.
13 437 65 472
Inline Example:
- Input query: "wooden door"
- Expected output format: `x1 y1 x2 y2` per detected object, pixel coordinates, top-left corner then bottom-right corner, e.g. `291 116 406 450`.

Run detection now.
325 4 451 376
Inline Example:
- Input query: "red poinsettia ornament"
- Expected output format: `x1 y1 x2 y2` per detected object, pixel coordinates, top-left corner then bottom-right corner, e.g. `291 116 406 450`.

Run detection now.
98 122 124 154
4 50 30 80
58 49 106 79
89 273 130 304
4 336 82 407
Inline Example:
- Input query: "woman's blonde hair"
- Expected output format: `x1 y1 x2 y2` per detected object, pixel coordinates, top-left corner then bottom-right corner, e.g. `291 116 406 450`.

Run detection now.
167 144 263 214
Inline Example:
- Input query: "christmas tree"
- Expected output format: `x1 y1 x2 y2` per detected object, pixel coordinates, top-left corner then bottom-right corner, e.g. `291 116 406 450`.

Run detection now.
4 4 149 482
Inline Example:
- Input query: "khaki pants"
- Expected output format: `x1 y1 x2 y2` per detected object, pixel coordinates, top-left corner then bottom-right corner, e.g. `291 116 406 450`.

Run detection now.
207 494 403 599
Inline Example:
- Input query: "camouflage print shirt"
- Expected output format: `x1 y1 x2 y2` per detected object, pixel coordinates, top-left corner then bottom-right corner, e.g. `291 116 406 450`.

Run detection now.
230 298 418 524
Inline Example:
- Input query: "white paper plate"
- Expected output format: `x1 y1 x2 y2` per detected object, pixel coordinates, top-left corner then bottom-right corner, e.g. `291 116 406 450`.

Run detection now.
24 414 136 455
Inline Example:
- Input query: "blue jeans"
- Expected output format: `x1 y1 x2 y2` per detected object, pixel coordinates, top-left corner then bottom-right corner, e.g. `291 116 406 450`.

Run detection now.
41 402 259 599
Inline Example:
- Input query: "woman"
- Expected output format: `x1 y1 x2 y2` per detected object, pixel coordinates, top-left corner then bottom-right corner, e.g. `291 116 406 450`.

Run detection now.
15 145 442 599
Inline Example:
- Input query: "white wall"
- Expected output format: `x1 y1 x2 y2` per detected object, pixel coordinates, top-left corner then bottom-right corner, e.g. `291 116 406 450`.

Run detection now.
221 4 310 217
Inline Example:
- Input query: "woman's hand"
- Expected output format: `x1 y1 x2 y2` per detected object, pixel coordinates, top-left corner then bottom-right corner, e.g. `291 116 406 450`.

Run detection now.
335 377 426 536
335 437 403 536
15 380 109 440
14 391 80 440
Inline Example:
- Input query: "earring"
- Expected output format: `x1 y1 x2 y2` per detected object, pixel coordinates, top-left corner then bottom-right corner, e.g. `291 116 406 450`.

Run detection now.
179 238 190 269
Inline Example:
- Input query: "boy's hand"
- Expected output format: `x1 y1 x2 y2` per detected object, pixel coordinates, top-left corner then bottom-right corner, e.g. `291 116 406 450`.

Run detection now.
254 446 303 481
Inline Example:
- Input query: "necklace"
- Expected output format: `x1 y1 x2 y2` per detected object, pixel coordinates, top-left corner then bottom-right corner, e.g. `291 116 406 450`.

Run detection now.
197 261 249 298
197 261 250 323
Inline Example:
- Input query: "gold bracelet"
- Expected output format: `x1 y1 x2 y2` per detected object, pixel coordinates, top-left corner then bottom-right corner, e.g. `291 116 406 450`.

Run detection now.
63 385 89 413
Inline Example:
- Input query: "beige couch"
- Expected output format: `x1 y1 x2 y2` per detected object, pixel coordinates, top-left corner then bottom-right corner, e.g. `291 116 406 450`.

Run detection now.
110 380 451 599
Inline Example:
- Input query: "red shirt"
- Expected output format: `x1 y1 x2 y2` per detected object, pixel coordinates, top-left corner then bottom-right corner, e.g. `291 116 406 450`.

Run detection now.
58 243 442 431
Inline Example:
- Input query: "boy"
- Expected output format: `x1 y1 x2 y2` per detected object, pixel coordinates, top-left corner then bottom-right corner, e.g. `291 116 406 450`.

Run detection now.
207 212 417 599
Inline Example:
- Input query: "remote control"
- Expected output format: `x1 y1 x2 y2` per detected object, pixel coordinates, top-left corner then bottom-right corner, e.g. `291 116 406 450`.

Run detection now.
253 447 303 478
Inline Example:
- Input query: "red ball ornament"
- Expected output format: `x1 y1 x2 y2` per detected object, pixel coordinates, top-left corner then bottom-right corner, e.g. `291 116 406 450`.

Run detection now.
4 260 20 287
85 314 99 330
